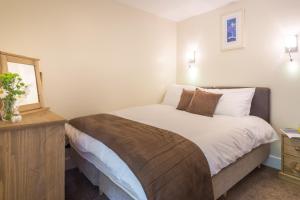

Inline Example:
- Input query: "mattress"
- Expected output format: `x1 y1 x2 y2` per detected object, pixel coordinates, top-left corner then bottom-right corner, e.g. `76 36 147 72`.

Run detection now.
66 104 278 200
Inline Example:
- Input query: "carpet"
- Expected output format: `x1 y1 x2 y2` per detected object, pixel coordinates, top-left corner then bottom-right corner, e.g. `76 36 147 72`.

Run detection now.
65 166 300 200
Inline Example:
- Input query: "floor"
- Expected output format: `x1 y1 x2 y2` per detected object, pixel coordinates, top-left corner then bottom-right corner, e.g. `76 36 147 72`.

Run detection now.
65 166 300 200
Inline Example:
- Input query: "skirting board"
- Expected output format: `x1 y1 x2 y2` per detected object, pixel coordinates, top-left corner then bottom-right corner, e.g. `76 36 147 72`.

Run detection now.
263 155 281 170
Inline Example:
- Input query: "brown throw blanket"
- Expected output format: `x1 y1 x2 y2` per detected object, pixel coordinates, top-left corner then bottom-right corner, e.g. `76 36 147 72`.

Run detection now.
69 114 214 200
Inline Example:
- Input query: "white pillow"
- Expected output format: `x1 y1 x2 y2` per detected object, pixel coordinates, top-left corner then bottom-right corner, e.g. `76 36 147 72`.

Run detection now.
204 88 255 117
162 84 196 107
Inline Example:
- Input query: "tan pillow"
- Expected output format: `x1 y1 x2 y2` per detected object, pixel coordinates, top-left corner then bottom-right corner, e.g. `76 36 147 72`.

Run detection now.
186 89 222 117
177 89 195 110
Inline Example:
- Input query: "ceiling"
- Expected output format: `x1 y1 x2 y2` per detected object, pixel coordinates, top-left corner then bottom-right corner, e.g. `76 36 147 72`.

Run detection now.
114 0 238 21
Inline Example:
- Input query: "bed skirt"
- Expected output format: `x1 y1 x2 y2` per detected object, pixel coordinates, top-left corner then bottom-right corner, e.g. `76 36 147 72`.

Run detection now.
69 143 270 200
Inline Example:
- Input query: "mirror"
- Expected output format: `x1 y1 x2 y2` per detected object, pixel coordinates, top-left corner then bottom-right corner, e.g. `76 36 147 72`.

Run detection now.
7 62 39 105
0 51 44 113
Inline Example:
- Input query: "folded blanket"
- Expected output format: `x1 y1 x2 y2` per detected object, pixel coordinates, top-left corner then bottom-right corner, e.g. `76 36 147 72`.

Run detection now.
69 114 214 200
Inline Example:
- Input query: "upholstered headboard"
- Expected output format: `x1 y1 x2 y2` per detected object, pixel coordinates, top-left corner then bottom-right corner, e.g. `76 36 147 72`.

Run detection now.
203 87 271 123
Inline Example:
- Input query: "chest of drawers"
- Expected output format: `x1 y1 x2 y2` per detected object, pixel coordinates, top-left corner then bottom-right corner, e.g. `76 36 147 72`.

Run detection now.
279 133 300 185
0 110 66 200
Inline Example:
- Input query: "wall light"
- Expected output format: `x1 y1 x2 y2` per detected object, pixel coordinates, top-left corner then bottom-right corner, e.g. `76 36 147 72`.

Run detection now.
187 50 196 68
285 34 298 62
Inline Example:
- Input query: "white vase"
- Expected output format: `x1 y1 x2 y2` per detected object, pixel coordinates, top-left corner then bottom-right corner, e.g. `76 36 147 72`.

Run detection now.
11 104 22 123
11 114 22 123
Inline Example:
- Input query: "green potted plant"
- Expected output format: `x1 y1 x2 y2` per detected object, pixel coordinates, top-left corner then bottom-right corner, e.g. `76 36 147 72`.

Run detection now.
0 73 28 122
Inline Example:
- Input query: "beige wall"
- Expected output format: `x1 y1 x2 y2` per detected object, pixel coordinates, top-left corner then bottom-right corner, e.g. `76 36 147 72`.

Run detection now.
177 0 300 157
0 0 177 119
2 0 299 158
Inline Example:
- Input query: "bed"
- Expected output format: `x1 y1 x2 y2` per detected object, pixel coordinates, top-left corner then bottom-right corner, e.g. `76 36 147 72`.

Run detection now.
66 87 278 200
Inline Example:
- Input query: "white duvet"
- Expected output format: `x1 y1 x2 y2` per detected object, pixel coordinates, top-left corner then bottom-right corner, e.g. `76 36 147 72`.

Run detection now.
66 104 278 200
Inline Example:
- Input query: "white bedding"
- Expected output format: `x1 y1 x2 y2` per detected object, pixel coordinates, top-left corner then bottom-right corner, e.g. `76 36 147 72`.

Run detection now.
66 104 278 200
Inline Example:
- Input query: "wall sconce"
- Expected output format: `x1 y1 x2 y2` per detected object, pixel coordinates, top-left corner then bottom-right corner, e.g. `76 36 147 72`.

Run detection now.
188 51 196 68
285 35 298 62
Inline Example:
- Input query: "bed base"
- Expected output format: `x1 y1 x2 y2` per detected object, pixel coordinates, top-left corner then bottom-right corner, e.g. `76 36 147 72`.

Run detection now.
70 144 270 200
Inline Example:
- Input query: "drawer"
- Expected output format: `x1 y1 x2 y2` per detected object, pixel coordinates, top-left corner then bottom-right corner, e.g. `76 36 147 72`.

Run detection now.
284 137 300 157
283 154 300 178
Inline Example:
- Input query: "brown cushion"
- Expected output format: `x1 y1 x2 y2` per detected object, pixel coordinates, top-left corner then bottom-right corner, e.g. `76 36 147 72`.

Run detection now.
186 89 222 117
177 89 195 110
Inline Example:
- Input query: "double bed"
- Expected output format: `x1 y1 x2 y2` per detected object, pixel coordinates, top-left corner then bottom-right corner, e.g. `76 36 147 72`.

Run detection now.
66 87 278 200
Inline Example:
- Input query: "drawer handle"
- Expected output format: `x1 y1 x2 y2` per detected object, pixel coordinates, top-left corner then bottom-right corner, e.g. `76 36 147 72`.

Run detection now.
295 147 300 151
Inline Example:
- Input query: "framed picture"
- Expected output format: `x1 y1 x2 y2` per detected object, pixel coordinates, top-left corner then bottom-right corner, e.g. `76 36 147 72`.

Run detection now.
221 9 244 51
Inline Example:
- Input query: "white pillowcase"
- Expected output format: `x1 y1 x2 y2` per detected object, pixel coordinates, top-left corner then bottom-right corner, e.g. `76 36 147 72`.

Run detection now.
203 88 256 117
162 84 255 117
162 84 196 107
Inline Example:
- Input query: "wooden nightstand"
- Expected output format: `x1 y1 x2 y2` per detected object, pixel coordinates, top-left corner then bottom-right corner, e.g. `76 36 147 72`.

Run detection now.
0 110 66 200
279 132 300 185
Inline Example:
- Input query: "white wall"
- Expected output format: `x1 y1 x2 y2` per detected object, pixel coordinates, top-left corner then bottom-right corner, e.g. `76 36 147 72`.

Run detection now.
0 0 177 119
177 0 300 157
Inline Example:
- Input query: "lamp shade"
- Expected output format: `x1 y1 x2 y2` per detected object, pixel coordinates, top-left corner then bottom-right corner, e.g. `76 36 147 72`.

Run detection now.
285 35 298 49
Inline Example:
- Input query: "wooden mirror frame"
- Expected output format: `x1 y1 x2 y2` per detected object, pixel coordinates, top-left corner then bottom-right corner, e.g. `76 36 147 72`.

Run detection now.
0 51 45 113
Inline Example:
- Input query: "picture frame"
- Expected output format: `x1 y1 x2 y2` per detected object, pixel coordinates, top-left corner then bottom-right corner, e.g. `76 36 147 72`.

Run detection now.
221 9 245 51
0 51 45 113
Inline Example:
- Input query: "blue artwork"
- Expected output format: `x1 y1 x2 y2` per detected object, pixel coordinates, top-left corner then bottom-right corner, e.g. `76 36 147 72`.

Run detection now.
227 18 237 43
